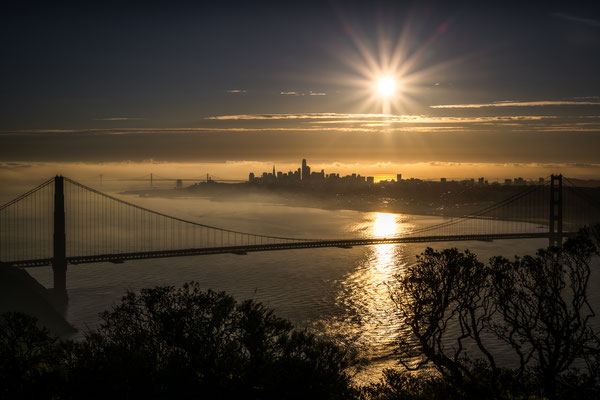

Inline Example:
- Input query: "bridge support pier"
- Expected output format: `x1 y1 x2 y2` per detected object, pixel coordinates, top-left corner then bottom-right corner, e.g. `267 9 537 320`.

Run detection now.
51 176 68 308
549 174 563 247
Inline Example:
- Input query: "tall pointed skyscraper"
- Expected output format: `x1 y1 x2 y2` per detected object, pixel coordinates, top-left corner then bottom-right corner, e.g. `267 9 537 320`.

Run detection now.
301 159 310 181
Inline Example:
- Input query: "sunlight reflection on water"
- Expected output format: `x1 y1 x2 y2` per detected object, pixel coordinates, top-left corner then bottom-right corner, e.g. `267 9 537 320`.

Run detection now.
315 213 417 383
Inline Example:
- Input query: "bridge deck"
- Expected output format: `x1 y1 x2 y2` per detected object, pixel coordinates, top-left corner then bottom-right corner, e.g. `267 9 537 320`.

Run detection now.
4 232 555 268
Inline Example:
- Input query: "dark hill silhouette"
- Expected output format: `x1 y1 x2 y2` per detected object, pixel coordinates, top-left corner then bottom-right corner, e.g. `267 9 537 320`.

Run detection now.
0 264 75 336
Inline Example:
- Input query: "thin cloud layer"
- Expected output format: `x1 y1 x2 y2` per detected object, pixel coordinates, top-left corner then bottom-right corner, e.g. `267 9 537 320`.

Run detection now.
204 113 597 130
308 115 559 124
279 91 326 96
206 113 394 120
552 13 600 27
2 126 599 167
94 117 145 121
5 111 599 137
430 100 600 108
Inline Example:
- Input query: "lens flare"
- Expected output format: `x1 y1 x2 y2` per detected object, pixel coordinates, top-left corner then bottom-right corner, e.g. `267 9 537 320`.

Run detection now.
325 10 462 116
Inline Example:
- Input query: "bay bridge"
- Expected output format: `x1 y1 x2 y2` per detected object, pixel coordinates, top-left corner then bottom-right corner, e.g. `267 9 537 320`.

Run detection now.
1 175 599 304
95 172 246 186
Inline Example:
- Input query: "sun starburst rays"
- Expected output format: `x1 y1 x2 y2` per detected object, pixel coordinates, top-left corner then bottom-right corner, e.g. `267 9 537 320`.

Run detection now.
324 14 461 119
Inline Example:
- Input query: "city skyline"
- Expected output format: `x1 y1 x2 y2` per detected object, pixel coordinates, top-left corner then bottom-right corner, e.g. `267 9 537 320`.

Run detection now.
246 158 545 186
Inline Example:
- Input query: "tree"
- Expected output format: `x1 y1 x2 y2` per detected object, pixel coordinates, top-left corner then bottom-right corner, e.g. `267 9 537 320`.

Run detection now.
490 232 600 398
67 282 358 399
390 226 600 399
0 312 64 399
391 248 499 396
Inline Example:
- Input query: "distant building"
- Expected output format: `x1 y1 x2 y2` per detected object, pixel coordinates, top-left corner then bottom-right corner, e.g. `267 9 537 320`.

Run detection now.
440 178 447 183
310 170 325 181
478 177 485 185
249 172 255 182
176 179 183 188
367 176 374 184
301 159 311 181
504 179 512 185
397 174 402 182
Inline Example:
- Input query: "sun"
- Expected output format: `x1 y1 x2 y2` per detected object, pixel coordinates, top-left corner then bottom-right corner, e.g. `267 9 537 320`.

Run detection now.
376 76 397 97
328 14 461 115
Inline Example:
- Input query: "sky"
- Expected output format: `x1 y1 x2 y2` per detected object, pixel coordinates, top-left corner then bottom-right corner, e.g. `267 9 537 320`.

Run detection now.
1 1 600 181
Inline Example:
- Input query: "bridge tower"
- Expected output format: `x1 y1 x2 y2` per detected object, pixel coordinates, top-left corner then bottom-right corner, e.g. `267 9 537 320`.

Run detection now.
52 175 68 305
549 174 563 247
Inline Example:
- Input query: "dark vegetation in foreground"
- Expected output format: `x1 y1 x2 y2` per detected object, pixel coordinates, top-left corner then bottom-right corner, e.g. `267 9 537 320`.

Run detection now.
1 225 600 399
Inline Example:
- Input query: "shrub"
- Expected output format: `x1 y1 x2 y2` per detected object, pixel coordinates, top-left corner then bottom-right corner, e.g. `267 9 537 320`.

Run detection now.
0 312 64 399
66 283 358 399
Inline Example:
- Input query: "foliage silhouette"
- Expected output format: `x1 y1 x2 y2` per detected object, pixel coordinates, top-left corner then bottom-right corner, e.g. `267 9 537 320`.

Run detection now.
389 225 600 399
66 283 358 399
0 312 65 399
2 225 600 399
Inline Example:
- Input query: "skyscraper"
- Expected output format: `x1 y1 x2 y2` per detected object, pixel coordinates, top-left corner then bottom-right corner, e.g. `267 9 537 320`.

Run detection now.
301 159 310 181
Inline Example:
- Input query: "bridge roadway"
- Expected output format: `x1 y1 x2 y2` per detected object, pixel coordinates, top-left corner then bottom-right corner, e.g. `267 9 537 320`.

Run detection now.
6 232 558 268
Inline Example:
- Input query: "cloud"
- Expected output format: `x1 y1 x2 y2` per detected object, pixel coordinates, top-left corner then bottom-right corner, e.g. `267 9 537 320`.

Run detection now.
430 100 600 108
279 90 325 96
0 162 32 170
205 112 558 124
199 113 600 134
0 126 380 135
312 115 558 124
553 13 600 27
389 126 471 132
568 96 600 100
226 89 247 93
94 117 145 121
207 113 393 120
4 113 600 138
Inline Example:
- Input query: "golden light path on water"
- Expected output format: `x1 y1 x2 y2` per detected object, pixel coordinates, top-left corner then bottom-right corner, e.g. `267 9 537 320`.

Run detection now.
316 212 417 383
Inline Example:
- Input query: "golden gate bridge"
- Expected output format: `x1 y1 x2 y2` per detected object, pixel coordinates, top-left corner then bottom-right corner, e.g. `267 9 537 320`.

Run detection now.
1 175 599 304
